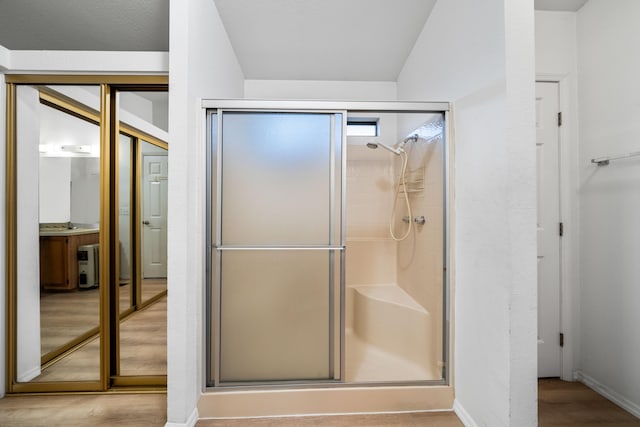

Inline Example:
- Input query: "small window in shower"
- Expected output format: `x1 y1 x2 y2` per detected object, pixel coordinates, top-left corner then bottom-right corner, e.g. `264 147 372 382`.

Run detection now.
347 118 378 136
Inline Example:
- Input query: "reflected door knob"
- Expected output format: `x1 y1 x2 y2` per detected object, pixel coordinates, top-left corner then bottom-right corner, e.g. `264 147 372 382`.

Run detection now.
142 220 150 225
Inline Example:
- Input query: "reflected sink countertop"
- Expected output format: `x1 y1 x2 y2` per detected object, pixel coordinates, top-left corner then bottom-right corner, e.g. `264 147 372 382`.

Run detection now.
39 223 99 237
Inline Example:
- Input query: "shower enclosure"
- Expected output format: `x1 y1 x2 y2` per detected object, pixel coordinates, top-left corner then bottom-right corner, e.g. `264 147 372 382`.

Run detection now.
206 101 449 391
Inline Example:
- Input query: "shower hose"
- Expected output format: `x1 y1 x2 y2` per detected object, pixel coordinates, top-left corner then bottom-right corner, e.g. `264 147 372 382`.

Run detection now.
389 150 412 241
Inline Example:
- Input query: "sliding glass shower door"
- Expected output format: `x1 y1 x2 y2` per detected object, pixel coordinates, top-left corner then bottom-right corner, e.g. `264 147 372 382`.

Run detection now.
210 111 344 384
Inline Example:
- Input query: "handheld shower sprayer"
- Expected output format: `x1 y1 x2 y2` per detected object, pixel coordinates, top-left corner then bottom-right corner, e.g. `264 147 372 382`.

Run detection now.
365 134 418 155
365 134 421 241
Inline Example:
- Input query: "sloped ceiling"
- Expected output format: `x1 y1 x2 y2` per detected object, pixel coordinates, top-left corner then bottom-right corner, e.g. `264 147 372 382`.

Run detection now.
213 0 437 81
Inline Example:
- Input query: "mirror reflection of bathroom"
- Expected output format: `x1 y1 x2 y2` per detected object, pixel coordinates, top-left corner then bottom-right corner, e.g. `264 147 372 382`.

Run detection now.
117 91 168 378
345 111 445 383
14 85 168 386
17 84 102 383
139 140 168 305
116 91 169 310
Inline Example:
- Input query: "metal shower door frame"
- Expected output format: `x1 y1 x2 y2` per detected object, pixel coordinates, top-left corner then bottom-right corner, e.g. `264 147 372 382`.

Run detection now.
207 108 346 386
204 99 451 390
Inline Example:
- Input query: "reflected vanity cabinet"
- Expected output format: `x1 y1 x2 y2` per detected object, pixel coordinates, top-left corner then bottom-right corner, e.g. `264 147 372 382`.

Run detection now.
39 232 99 291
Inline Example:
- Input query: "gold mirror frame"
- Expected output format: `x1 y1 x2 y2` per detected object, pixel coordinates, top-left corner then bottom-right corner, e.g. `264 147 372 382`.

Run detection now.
5 75 168 393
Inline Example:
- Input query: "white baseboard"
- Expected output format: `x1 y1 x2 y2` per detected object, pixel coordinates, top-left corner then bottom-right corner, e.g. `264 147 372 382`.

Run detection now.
575 370 640 419
17 366 40 383
453 399 478 427
164 407 199 427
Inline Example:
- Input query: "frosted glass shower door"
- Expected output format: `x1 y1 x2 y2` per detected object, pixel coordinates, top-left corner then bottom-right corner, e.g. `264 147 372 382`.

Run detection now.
215 112 343 383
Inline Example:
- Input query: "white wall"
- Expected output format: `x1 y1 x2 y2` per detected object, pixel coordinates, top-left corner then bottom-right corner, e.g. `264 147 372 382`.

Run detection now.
16 86 41 382
39 158 71 222
119 92 169 132
38 101 101 225
70 158 101 225
120 93 153 125
48 85 169 143
153 98 169 132
534 10 581 382
576 0 640 415
0 44 9 70
503 3 537 425
167 0 244 424
398 0 537 425
535 11 577 75
397 3 504 101
245 80 397 100
7 51 168 75
118 135 132 280
0 72 6 397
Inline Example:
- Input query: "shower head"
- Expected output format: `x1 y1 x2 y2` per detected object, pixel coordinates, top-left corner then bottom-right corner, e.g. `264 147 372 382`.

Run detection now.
403 134 419 144
366 142 404 155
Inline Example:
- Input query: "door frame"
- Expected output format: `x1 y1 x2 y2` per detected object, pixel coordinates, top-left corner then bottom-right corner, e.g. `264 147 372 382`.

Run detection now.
4 75 168 393
536 75 576 381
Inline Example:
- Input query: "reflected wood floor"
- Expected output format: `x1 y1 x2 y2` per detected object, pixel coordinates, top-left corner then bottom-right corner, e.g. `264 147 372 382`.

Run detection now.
2 378 640 426
120 296 167 376
40 287 100 356
34 296 167 382
40 278 167 357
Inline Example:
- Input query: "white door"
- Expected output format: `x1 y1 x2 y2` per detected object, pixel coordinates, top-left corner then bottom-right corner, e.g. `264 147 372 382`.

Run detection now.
536 81 562 377
142 154 168 278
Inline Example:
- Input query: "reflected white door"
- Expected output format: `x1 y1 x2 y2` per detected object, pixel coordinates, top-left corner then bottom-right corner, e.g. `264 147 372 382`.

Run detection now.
536 81 562 377
142 154 168 278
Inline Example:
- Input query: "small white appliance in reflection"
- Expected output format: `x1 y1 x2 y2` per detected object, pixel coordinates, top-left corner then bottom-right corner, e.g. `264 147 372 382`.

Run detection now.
78 243 99 289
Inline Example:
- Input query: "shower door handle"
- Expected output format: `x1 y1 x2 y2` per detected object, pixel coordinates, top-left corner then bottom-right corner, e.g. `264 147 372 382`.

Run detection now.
215 245 345 251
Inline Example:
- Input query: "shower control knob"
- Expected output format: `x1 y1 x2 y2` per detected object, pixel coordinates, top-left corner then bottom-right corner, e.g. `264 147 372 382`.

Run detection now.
402 216 411 224
414 216 426 225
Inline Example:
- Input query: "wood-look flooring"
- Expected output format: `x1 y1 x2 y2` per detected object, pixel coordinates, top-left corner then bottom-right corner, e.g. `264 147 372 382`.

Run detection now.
0 379 639 426
0 393 167 427
40 278 167 357
538 378 640 426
